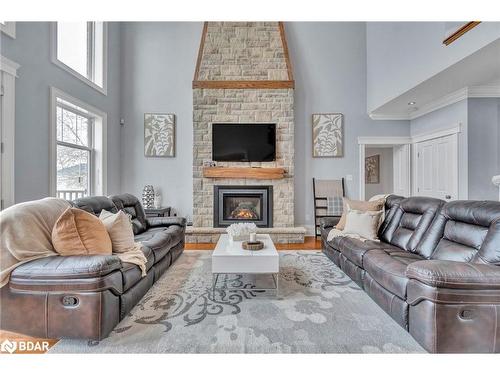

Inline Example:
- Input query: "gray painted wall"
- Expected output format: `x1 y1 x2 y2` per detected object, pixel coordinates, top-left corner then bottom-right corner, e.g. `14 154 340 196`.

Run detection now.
366 22 500 113
365 147 393 200
119 22 202 218
118 22 411 227
467 98 500 200
285 22 410 229
0 22 122 203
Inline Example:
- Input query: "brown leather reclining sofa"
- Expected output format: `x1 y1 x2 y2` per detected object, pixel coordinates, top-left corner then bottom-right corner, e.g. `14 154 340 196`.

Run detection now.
0 193 186 341
321 195 500 353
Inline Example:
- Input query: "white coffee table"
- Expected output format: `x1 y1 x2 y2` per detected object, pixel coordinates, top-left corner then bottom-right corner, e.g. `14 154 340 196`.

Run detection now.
211 234 279 297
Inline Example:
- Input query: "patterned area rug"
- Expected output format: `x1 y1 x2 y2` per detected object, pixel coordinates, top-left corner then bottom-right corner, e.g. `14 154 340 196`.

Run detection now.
50 251 424 353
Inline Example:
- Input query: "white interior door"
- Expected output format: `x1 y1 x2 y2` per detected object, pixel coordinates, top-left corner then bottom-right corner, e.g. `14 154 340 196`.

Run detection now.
415 134 458 201
393 144 410 197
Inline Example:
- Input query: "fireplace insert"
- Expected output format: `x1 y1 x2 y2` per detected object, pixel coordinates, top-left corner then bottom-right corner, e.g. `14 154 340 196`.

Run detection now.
214 186 273 228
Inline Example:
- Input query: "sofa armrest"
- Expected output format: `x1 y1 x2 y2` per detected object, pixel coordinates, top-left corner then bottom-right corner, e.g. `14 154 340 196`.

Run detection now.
146 216 187 229
406 260 500 290
319 217 340 231
11 255 122 279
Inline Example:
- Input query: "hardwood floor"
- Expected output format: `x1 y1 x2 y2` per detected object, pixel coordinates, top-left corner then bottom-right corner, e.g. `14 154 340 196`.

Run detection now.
0 236 322 352
185 236 322 250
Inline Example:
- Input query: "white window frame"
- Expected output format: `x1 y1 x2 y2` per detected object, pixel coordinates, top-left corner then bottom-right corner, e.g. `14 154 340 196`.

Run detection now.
50 22 108 95
50 87 107 199
0 22 16 38
1 55 20 209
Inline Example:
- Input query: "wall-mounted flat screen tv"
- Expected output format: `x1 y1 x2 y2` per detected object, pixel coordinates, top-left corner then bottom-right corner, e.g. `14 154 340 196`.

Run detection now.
212 123 276 162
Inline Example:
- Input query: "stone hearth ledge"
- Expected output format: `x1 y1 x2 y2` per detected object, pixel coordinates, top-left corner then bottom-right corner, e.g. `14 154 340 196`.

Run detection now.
185 226 306 244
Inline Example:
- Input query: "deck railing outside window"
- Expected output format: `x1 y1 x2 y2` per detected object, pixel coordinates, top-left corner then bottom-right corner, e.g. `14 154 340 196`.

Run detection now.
56 189 87 201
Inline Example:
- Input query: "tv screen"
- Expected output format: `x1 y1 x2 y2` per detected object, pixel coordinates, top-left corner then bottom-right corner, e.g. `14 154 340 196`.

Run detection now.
212 123 276 162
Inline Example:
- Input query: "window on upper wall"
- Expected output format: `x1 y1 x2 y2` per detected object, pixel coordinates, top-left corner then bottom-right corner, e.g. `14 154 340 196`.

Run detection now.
51 22 107 94
51 88 107 200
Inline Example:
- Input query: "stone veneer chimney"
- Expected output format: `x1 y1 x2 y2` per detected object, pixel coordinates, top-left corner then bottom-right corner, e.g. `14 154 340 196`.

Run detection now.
192 22 295 230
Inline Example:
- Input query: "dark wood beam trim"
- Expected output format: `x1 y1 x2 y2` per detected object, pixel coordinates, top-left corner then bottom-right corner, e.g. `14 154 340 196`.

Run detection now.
193 22 208 82
443 22 481 46
278 22 294 82
192 80 295 89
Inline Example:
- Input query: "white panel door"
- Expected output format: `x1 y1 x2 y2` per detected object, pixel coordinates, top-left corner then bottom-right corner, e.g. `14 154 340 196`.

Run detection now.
415 134 458 201
393 144 410 197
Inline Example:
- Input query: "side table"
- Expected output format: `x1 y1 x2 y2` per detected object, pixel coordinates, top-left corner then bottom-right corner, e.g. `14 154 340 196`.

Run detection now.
144 207 172 218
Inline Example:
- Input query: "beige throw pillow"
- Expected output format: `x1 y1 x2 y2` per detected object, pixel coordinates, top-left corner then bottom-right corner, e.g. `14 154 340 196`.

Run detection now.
343 209 383 241
52 207 112 256
336 198 385 230
99 210 140 254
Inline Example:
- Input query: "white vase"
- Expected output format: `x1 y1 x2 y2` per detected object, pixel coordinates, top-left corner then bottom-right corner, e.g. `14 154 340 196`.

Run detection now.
229 234 249 242
154 193 162 209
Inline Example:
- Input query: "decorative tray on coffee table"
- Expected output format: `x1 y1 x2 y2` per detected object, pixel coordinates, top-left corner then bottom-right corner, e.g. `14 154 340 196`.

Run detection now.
242 241 264 251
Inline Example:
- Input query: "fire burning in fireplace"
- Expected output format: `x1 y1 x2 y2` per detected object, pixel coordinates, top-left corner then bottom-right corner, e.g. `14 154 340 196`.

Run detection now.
229 202 259 220
230 208 258 219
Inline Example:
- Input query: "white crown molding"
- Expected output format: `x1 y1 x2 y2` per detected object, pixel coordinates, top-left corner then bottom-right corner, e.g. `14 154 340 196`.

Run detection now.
368 113 409 121
0 55 20 77
369 85 500 121
408 88 468 120
468 85 500 98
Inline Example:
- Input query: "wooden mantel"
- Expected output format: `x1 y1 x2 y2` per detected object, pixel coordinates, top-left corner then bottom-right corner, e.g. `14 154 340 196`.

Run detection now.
203 167 286 180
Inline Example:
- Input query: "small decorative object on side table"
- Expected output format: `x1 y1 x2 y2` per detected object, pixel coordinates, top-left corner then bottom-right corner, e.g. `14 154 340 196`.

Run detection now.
242 240 264 251
142 185 155 208
226 222 258 241
144 207 171 218
154 191 162 209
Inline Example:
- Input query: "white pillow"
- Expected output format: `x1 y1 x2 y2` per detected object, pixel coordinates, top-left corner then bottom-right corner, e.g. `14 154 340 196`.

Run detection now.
343 209 383 240
99 209 140 254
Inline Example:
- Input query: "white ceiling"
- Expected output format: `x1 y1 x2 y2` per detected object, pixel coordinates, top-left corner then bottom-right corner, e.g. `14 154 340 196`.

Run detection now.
370 38 500 120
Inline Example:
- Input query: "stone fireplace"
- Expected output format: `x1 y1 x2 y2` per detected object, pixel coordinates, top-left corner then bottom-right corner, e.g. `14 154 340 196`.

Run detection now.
188 22 305 243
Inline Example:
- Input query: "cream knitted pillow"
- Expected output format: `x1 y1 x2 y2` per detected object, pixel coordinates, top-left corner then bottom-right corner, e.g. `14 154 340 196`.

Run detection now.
99 209 138 254
343 209 383 241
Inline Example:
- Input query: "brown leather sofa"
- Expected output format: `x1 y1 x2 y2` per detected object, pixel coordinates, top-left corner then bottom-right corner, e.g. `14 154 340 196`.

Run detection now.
321 195 500 353
0 193 186 341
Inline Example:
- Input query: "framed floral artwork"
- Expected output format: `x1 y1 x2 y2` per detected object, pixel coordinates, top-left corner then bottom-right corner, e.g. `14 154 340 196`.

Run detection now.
365 154 380 184
144 113 175 157
312 113 343 157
